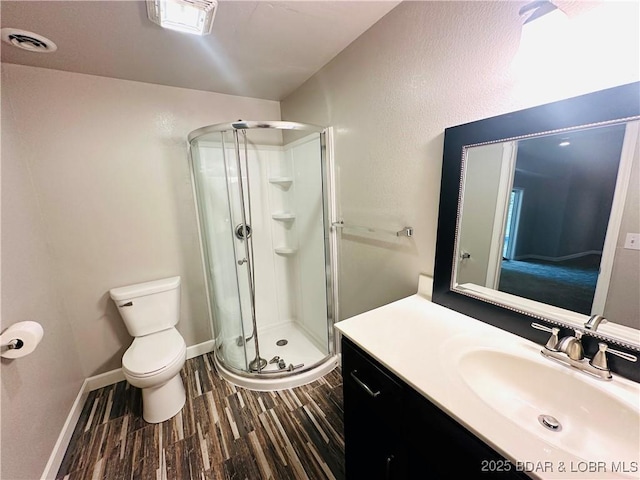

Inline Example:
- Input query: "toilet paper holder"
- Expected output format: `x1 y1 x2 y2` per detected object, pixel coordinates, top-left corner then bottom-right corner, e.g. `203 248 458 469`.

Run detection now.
0 321 43 358
1 338 24 353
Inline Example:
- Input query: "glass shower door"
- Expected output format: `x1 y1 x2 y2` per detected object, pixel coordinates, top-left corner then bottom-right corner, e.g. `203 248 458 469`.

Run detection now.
190 131 250 371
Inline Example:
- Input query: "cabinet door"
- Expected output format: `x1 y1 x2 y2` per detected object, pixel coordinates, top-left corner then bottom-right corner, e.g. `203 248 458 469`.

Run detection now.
342 338 407 480
405 387 529 479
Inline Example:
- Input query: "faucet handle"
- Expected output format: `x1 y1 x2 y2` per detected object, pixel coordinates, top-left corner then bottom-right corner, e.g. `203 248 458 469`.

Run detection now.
590 343 610 370
607 346 637 362
590 342 637 371
531 323 560 351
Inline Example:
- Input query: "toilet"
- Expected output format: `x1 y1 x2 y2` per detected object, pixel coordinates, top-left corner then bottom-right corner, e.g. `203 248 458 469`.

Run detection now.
109 276 187 423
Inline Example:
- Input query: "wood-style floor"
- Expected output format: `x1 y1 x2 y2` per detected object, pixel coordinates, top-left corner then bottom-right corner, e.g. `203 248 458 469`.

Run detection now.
56 353 344 480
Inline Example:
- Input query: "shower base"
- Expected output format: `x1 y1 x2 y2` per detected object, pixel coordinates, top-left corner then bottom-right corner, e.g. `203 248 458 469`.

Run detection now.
215 322 338 391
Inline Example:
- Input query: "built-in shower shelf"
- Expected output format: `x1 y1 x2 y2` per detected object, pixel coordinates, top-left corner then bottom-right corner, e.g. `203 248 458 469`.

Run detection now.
272 212 296 221
269 177 293 187
274 247 297 255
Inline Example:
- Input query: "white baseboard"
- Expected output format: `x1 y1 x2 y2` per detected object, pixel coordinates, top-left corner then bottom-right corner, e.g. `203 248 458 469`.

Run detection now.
40 339 215 480
40 379 90 480
186 339 215 360
84 368 126 392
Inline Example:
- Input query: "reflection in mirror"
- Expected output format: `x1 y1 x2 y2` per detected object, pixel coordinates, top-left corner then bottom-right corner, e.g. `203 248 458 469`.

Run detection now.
455 121 637 323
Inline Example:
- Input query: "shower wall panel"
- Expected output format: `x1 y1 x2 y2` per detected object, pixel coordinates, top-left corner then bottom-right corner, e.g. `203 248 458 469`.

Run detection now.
245 146 288 332
268 146 299 327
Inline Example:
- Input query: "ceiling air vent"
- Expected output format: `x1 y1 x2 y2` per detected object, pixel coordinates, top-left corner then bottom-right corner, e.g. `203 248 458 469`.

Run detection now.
1 28 57 53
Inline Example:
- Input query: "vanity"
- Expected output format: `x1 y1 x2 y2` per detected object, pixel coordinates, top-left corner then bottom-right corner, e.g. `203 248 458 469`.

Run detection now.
341 334 524 480
336 82 640 479
336 280 640 479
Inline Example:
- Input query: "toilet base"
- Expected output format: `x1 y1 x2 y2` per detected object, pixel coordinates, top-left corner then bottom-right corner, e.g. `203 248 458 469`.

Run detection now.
140 373 186 423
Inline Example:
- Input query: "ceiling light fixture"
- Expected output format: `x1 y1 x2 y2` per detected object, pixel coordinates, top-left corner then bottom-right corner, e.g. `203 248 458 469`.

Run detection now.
519 0 559 26
518 0 568 55
558 140 571 147
146 0 218 36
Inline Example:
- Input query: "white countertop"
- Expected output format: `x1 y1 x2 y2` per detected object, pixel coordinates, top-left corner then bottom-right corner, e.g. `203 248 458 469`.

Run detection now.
335 284 640 480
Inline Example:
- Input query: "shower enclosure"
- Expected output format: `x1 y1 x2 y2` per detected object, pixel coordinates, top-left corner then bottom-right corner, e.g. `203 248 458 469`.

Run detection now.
188 121 338 390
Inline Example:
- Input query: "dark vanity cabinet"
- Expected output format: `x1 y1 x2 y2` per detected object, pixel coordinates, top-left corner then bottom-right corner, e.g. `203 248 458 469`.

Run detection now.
342 337 407 479
342 337 529 479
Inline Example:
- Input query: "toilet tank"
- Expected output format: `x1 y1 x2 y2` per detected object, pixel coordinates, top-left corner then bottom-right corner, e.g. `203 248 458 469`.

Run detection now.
109 276 181 337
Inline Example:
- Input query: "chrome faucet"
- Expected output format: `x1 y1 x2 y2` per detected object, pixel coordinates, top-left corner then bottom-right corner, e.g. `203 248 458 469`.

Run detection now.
556 330 584 360
531 323 637 380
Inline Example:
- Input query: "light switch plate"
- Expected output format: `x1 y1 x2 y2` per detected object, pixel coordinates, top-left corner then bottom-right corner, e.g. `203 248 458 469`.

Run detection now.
624 233 640 250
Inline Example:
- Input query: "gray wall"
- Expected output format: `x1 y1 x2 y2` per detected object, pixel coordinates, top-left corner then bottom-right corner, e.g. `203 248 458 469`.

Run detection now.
1 63 281 479
2 83 85 480
281 0 639 320
605 138 640 327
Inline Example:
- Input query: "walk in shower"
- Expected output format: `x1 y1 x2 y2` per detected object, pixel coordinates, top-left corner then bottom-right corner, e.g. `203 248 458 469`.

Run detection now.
188 121 338 390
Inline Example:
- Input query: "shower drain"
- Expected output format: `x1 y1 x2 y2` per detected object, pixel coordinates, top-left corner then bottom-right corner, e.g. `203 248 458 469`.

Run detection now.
276 339 288 346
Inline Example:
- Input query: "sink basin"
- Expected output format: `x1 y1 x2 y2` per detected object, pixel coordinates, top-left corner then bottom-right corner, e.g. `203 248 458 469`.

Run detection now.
458 348 640 465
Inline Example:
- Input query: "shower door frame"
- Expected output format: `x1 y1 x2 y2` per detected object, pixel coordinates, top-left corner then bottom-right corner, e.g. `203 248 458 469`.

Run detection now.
188 121 340 378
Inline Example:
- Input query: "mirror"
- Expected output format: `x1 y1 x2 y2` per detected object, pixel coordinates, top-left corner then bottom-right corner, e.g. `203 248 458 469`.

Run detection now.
456 122 638 317
433 82 640 363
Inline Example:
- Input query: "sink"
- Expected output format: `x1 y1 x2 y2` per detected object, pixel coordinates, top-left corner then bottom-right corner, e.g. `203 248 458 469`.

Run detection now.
457 348 640 466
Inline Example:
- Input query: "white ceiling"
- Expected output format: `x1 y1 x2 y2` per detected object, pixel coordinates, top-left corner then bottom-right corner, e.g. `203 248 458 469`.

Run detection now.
0 0 401 100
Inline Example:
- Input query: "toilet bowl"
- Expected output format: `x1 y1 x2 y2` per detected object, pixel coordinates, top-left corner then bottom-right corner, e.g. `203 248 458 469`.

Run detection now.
122 327 187 423
110 276 187 423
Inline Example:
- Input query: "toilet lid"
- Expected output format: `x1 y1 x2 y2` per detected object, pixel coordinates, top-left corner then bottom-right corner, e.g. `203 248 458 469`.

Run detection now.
123 328 185 376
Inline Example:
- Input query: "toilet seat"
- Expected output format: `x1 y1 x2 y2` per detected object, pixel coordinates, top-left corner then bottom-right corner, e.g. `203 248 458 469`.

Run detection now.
122 328 186 378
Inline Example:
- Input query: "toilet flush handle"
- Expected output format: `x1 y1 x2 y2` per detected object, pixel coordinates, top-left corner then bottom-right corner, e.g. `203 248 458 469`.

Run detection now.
119 302 133 307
